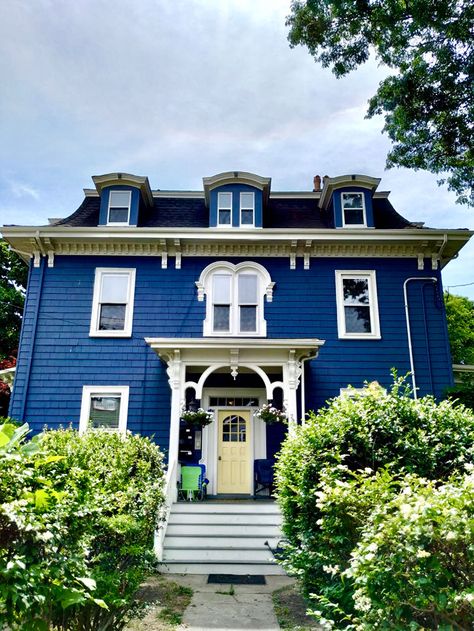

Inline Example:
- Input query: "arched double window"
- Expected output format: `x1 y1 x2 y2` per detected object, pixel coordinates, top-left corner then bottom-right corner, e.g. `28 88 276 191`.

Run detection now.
196 261 274 337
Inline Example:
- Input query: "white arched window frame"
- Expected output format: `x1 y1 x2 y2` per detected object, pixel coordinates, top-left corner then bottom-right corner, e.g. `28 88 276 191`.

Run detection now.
196 261 275 337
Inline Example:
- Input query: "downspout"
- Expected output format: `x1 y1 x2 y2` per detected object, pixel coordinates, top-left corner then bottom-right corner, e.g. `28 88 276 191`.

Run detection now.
403 276 437 400
20 257 46 420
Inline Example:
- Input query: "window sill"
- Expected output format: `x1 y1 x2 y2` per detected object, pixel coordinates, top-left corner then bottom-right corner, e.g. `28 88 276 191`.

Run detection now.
338 334 381 340
89 330 132 338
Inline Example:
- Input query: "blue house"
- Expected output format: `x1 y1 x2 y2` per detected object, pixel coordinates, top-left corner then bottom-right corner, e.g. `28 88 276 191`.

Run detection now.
2 170 472 572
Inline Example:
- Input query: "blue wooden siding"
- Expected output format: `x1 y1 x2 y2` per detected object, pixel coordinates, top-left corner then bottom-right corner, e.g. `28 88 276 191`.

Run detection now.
10 255 452 450
209 184 263 227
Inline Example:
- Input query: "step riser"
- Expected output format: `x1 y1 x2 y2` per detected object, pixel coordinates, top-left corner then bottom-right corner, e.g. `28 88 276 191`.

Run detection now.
164 536 281 548
160 562 286 575
166 524 282 537
163 548 276 562
172 503 280 514
168 514 282 525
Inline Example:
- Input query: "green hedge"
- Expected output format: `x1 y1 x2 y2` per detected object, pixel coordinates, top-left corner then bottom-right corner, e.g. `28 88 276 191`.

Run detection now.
0 423 165 630
275 377 474 629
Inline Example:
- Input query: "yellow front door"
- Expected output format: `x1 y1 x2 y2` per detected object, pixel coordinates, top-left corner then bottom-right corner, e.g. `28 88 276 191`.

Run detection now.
217 410 251 494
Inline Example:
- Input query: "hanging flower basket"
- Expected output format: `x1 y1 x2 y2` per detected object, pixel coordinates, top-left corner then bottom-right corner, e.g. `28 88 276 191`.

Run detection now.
254 404 287 425
180 407 214 427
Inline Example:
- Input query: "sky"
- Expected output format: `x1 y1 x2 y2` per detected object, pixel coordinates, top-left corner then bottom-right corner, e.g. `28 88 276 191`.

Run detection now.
0 0 472 298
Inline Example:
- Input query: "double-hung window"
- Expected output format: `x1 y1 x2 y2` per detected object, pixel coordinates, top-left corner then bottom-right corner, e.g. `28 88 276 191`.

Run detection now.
217 192 232 226
335 271 380 339
79 385 129 434
107 190 131 225
90 268 136 337
197 261 274 337
341 192 366 227
240 192 254 226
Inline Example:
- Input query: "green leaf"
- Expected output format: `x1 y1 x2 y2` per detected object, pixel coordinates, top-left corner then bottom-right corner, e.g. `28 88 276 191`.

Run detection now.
93 598 109 609
34 455 65 468
76 576 96 591
60 588 87 609
34 489 50 509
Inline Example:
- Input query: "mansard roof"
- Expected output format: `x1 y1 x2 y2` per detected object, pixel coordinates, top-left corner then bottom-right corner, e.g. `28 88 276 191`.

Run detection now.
49 190 414 229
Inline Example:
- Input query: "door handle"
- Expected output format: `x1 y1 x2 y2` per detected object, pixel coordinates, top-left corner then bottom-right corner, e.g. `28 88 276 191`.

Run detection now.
218 456 222 461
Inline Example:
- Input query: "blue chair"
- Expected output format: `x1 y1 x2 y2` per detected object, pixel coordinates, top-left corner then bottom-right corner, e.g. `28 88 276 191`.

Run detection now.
254 459 275 497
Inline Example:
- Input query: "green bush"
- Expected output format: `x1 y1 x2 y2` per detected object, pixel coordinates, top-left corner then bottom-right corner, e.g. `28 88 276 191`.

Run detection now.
349 472 474 630
275 376 474 629
0 423 165 630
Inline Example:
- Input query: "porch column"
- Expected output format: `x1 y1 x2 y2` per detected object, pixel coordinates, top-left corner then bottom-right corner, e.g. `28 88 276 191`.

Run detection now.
283 350 302 435
166 350 185 502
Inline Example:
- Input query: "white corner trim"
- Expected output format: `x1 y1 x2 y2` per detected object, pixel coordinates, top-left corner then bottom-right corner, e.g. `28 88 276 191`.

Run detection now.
335 270 381 340
79 385 129 434
89 267 136 337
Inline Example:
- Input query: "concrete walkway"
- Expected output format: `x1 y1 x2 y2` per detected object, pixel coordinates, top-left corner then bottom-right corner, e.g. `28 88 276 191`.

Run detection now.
169 574 295 630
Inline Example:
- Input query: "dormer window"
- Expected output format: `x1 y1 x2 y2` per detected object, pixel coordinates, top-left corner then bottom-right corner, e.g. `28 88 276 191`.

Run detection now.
341 192 366 227
196 261 274 337
240 192 255 226
218 192 232 226
108 190 131 225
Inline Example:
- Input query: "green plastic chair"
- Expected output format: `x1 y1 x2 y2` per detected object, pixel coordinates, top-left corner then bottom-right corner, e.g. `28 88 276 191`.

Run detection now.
180 465 203 501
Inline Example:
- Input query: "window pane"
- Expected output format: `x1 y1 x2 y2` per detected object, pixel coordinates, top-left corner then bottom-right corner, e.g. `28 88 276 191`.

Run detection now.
101 274 129 303
240 192 254 209
241 209 254 224
344 207 364 225
213 275 231 303
89 395 121 429
110 191 130 207
218 209 231 225
342 193 363 209
108 207 129 223
343 278 369 305
214 305 230 331
344 306 371 333
239 275 257 303
99 304 126 330
240 306 257 332
218 192 232 209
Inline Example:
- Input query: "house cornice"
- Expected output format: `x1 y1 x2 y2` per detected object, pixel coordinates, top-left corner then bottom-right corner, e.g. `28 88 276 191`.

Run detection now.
319 174 381 210
203 171 271 207
2 226 471 271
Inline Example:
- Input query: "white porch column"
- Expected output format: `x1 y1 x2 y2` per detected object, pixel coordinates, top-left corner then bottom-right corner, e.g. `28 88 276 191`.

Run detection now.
283 350 302 435
166 350 185 502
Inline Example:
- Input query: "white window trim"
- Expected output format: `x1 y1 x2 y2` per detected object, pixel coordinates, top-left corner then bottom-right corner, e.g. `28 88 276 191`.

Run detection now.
196 261 275 337
240 191 255 227
107 190 132 226
335 270 381 339
341 192 367 228
89 268 136 338
79 385 129 434
217 191 232 227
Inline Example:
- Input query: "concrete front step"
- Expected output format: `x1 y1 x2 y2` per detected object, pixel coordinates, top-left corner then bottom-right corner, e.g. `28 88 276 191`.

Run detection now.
167 523 282 537
160 561 286 575
173 502 280 514
168 512 282 525
161 501 285 575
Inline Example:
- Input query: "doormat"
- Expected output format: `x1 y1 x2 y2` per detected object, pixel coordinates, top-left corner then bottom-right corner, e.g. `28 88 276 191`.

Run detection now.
207 574 266 585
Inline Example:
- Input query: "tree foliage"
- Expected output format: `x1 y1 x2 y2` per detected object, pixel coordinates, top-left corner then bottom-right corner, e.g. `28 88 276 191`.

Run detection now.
444 291 474 365
286 0 474 205
275 377 474 628
0 423 165 630
0 240 28 360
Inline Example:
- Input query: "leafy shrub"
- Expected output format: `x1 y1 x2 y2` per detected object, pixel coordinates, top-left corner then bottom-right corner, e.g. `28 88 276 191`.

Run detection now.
0 423 165 630
349 472 474 630
275 376 474 628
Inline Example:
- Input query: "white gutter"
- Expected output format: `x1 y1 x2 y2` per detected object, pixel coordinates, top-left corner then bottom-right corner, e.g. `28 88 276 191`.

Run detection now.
403 277 438 399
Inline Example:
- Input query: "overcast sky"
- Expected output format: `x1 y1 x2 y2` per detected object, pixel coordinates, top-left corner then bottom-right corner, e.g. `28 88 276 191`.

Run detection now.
1 0 472 298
